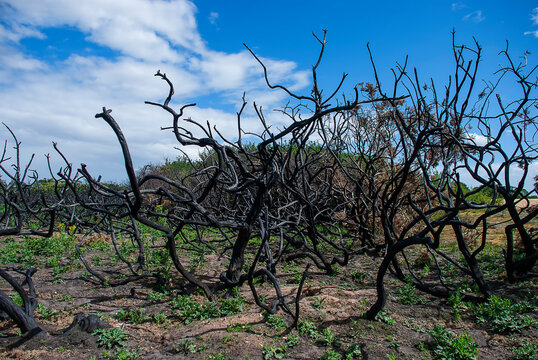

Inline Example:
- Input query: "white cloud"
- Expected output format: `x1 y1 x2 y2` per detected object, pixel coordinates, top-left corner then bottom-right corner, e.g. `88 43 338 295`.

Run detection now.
209 12 219 25
0 0 310 181
451 3 466 11
463 10 485 23
464 133 490 146
457 160 538 192
525 7 538 37
531 7 538 25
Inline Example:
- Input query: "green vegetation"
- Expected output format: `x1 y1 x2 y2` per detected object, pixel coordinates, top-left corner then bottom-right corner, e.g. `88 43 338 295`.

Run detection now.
284 333 301 348
114 308 149 324
396 280 427 305
264 313 287 332
318 328 338 347
319 349 342 360
0 233 77 266
262 343 288 359
203 353 231 360
472 296 535 333
511 340 538 360
170 293 245 324
93 328 129 349
103 348 140 360
374 311 394 325
428 325 478 360
226 323 253 333
344 343 364 359
173 338 207 355
297 319 320 340
36 304 58 321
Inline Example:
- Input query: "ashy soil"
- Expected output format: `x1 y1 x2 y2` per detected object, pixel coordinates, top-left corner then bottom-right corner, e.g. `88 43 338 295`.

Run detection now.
0 231 536 360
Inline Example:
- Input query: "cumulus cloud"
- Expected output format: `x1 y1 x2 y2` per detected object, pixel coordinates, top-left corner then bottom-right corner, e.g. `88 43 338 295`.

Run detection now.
0 0 310 181
464 133 490 146
463 10 485 23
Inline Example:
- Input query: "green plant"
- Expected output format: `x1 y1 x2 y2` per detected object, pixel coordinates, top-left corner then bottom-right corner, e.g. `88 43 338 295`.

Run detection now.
114 308 148 324
262 343 288 359
93 328 129 349
265 314 287 332
9 293 23 306
36 304 58 321
146 290 168 302
152 311 168 326
318 328 337 347
350 269 366 283
472 296 535 333
174 338 207 355
105 348 140 360
447 289 470 321
345 343 363 359
320 349 342 360
227 323 253 333
511 340 538 360
313 296 326 309
170 295 217 324
297 319 320 340
170 293 245 324
428 325 478 360
204 353 230 360
58 294 74 302
374 311 394 325
284 333 301 348
386 335 400 350
403 317 425 333
397 280 426 305
218 293 245 316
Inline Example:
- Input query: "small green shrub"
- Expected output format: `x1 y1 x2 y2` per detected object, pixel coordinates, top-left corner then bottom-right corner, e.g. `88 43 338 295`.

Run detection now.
218 294 245 316
350 269 366 283
284 333 301 348
204 353 230 360
146 290 168 302
447 289 470 321
472 296 535 333
36 304 58 321
262 343 287 359
152 311 168 326
227 323 253 332
344 343 363 359
114 308 149 324
93 328 129 349
104 348 140 360
313 296 326 309
265 314 287 332
297 319 320 340
318 328 337 347
511 340 538 360
374 310 394 325
429 325 478 360
397 281 427 305
170 293 245 324
319 349 342 360
174 338 207 355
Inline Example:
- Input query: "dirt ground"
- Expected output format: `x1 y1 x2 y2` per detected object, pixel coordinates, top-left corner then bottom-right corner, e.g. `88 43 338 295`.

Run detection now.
0 225 537 359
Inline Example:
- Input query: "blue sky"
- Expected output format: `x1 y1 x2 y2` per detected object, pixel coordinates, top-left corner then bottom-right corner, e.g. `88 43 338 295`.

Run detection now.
0 1 537 188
